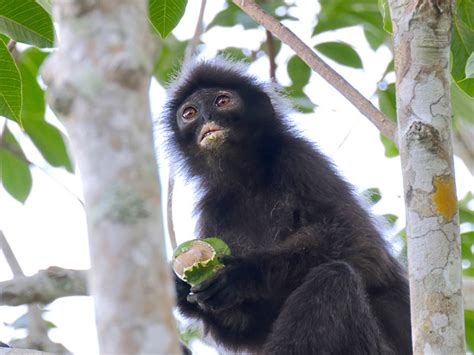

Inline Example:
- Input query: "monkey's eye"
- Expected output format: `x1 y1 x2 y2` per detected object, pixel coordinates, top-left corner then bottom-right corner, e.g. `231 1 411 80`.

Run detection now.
182 107 197 121
215 95 231 107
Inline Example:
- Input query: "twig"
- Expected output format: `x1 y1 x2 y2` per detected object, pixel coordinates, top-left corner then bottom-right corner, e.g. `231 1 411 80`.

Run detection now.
0 231 23 277
7 40 16 53
185 0 207 62
30 163 85 209
168 0 208 252
167 170 178 251
0 267 88 306
231 0 397 143
464 277 474 311
265 30 277 82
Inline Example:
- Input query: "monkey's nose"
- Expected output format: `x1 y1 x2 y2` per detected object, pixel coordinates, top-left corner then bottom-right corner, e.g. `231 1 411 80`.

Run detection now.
202 113 212 122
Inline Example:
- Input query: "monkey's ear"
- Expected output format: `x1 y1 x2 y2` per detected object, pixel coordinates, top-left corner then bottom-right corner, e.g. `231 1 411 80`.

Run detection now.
251 90 275 117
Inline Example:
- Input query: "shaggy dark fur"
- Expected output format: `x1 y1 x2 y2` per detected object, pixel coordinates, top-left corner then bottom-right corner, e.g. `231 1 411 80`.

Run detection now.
162 59 412 355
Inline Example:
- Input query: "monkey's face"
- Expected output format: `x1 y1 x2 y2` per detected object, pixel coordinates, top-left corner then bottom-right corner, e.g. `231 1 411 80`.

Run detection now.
175 88 245 152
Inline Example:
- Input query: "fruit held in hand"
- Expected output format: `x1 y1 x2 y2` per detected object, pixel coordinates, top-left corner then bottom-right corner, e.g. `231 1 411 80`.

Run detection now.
172 238 231 286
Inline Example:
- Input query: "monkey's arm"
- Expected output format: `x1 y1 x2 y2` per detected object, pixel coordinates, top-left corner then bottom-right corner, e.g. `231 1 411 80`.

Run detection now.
187 239 326 312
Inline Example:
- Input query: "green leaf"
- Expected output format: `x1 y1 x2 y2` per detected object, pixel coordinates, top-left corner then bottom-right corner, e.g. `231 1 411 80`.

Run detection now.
380 134 399 158
460 206 474 224
452 80 474 124
287 55 311 90
466 52 474 78
377 0 392 33
0 38 22 123
179 326 201 346
173 238 230 286
377 83 399 157
218 47 252 63
24 120 73 172
466 310 474 352
202 237 231 257
260 37 282 58
36 0 53 16
0 148 32 203
314 42 363 69
0 0 54 47
290 93 316 113
14 47 72 171
1 125 26 159
459 193 474 224
207 1 257 30
313 0 387 50
451 0 474 96
17 47 48 122
283 85 315 114
462 231 474 246
363 26 385 50
383 214 398 226
362 187 382 205
149 0 188 38
381 60 394 79
377 82 397 121
457 77 474 96
153 35 187 85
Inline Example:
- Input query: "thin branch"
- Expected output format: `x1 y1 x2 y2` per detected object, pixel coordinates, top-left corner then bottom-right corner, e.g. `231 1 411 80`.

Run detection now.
0 349 54 355
464 277 474 311
0 267 88 306
0 231 23 277
231 0 397 143
167 169 178 251
30 163 85 209
265 30 277 82
185 0 207 62
169 0 208 253
7 40 16 53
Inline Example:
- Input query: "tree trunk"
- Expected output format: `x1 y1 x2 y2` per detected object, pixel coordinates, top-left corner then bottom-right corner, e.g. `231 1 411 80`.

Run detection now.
43 0 180 353
388 1 466 353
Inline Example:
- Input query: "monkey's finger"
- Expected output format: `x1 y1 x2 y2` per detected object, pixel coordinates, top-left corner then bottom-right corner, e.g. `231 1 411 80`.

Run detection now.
218 255 240 265
197 279 227 301
186 293 211 312
187 292 214 306
187 292 197 304
191 271 224 293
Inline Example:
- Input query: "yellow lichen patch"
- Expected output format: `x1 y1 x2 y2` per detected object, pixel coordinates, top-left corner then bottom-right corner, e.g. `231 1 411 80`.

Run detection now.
432 175 457 223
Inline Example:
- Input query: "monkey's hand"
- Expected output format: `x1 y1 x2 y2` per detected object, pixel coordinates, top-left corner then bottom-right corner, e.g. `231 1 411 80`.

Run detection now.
174 272 204 317
186 255 263 312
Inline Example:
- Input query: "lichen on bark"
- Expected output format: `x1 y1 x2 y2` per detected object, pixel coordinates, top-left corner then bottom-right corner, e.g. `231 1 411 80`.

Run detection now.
388 0 466 353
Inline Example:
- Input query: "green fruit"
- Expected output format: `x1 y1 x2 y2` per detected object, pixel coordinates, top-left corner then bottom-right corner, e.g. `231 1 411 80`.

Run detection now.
172 238 231 286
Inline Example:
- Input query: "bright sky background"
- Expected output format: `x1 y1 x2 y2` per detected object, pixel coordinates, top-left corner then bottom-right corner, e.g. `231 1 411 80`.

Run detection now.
0 1 472 354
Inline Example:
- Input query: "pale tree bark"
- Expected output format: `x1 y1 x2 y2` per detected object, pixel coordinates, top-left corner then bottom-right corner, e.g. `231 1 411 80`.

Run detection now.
388 1 466 354
0 267 88 306
43 0 180 353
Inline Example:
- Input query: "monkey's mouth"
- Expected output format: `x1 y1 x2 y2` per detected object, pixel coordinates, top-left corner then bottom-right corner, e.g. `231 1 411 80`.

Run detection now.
198 122 228 148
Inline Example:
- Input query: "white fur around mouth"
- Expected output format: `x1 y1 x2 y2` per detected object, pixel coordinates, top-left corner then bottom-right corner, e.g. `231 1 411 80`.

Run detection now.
198 122 228 147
